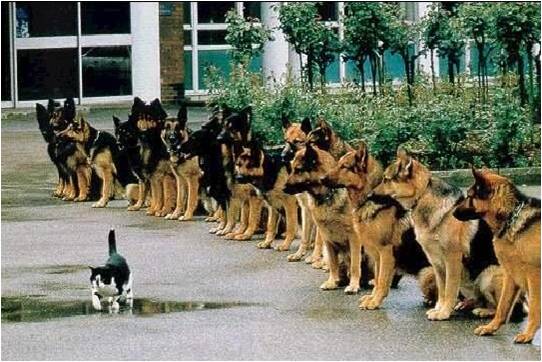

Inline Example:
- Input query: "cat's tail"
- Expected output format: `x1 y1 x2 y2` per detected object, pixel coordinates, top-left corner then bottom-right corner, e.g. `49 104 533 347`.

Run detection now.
109 229 117 255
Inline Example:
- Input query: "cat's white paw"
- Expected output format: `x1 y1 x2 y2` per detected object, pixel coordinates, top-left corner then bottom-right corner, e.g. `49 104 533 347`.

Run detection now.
92 294 102 311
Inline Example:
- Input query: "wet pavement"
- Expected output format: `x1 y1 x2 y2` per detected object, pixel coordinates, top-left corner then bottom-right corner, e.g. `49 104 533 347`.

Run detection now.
1 109 541 360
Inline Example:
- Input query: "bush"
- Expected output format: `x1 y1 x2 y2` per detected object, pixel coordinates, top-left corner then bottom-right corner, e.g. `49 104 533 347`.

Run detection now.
205 62 539 170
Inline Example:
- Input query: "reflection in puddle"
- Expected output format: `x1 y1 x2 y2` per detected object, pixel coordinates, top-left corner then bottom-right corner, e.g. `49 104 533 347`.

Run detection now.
2 296 259 323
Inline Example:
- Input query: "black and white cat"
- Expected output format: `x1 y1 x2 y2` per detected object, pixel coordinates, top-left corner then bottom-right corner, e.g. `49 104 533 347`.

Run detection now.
89 229 133 311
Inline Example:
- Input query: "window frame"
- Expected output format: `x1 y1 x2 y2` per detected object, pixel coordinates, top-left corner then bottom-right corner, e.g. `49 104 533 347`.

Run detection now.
4 2 134 108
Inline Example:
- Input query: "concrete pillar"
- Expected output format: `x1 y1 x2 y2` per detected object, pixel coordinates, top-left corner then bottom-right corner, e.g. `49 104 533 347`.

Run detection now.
417 2 439 77
131 2 161 100
261 2 290 83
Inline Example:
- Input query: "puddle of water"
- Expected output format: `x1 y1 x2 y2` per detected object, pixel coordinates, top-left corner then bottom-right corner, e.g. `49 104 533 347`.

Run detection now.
1 296 259 323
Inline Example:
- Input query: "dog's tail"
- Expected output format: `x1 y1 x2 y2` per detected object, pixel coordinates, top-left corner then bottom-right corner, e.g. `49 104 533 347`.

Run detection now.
108 229 117 255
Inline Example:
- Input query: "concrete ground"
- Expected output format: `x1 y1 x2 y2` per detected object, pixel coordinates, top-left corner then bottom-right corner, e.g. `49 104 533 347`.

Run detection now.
1 107 541 360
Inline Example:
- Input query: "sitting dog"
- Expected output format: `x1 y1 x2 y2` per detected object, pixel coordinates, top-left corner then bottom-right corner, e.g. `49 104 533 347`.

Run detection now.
57 117 138 207
284 144 362 294
89 229 133 311
323 142 429 309
235 139 298 250
454 167 540 343
373 149 499 321
161 105 202 221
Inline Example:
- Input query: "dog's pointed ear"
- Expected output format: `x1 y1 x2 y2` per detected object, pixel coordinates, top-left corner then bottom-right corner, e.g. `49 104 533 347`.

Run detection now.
397 148 412 177
132 97 146 115
355 141 368 171
305 144 318 167
63 98 76 121
113 116 121 129
36 104 48 123
471 164 486 184
301 117 312 135
150 98 167 120
47 99 56 113
281 113 291 130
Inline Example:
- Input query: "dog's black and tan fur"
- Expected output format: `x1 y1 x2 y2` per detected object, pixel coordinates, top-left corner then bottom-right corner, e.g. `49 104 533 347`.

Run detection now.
323 142 431 308
58 115 138 208
161 105 202 221
235 139 298 250
373 150 499 321
285 144 362 294
454 167 540 343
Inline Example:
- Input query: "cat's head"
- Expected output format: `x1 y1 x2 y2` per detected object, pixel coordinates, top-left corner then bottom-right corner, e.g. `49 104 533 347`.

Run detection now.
89 266 114 288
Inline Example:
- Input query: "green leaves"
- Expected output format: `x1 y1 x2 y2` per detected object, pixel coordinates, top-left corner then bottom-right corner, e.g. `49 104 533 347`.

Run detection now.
225 10 272 66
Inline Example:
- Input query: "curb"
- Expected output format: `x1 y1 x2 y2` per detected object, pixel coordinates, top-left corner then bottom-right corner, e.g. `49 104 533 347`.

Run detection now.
433 167 541 187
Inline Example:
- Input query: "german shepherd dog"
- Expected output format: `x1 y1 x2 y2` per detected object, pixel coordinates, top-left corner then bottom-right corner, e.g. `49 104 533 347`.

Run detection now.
40 98 99 201
284 144 362 294
323 142 430 309
235 139 298 250
115 98 176 216
57 116 138 208
454 167 540 343
179 109 231 228
281 116 318 263
373 149 498 321
215 106 263 240
36 100 77 199
161 105 202 221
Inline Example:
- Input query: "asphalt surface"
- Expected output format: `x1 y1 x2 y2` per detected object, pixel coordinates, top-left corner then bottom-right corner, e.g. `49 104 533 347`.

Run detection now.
1 108 541 360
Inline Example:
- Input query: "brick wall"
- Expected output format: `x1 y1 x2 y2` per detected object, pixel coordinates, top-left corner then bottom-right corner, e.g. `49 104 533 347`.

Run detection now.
159 2 184 104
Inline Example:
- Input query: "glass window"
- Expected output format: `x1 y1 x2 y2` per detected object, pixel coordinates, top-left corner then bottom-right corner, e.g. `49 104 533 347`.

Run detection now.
316 2 337 21
326 54 340 84
17 48 78 100
197 30 227 45
82 46 132 97
197 2 234 23
244 2 261 21
439 52 467 78
345 51 406 82
184 51 193 90
184 30 192 46
199 49 231 89
81 3 130 35
2 2 11 101
15 3 76 38
183 2 191 24
469 42 497 77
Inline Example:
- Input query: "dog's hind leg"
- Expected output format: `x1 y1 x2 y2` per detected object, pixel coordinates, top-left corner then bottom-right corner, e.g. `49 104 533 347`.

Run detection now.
275 197 298 251
128 180 146 211
514 272 540 343
257 206 279 249
235 196 263 240
475 272 520 337
225 199 249 239
180 175 200 221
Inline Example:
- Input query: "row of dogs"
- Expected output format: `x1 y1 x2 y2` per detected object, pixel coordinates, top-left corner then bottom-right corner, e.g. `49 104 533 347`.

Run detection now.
36 97 540 344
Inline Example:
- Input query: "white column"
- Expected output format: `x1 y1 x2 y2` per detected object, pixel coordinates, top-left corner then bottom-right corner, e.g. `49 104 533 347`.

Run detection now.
130 2 161 100
261 2 290 83
417 2 439 77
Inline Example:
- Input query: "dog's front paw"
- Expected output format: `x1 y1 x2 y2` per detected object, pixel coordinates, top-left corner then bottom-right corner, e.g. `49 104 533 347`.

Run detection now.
92 200 107 208
358 294 373 305
92 295 102 311
514 332 535 344
320 279 339 290
311 259 325 269
474 323 499 336
359 297 381 310
127 204 142 211
74 196 88 202
178 214 193 221
344 285 359 295
234 233 251 241
257 240 273 249
427 308 452 321
274 243 290 252
287 251 304 262
165 210 182 220
305 255 317 264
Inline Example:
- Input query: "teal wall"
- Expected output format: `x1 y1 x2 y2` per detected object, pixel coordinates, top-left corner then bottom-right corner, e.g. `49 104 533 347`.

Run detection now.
345 50 405 82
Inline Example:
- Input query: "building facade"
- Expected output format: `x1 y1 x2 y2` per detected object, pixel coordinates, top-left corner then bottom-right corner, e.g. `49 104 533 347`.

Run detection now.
2 1 442 108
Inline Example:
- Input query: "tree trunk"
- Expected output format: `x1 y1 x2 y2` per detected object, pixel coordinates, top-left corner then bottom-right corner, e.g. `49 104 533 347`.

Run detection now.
447 55 455 85
370 54 377 96
402 54 413 106
516 50 527 105
307 50 314 91
358 57 366 93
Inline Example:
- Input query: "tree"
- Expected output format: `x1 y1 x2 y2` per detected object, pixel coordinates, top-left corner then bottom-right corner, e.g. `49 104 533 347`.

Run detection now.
458 3 497 101
420 4 441 91
342 2 390 94
312 21 340 88
225 10 272 66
